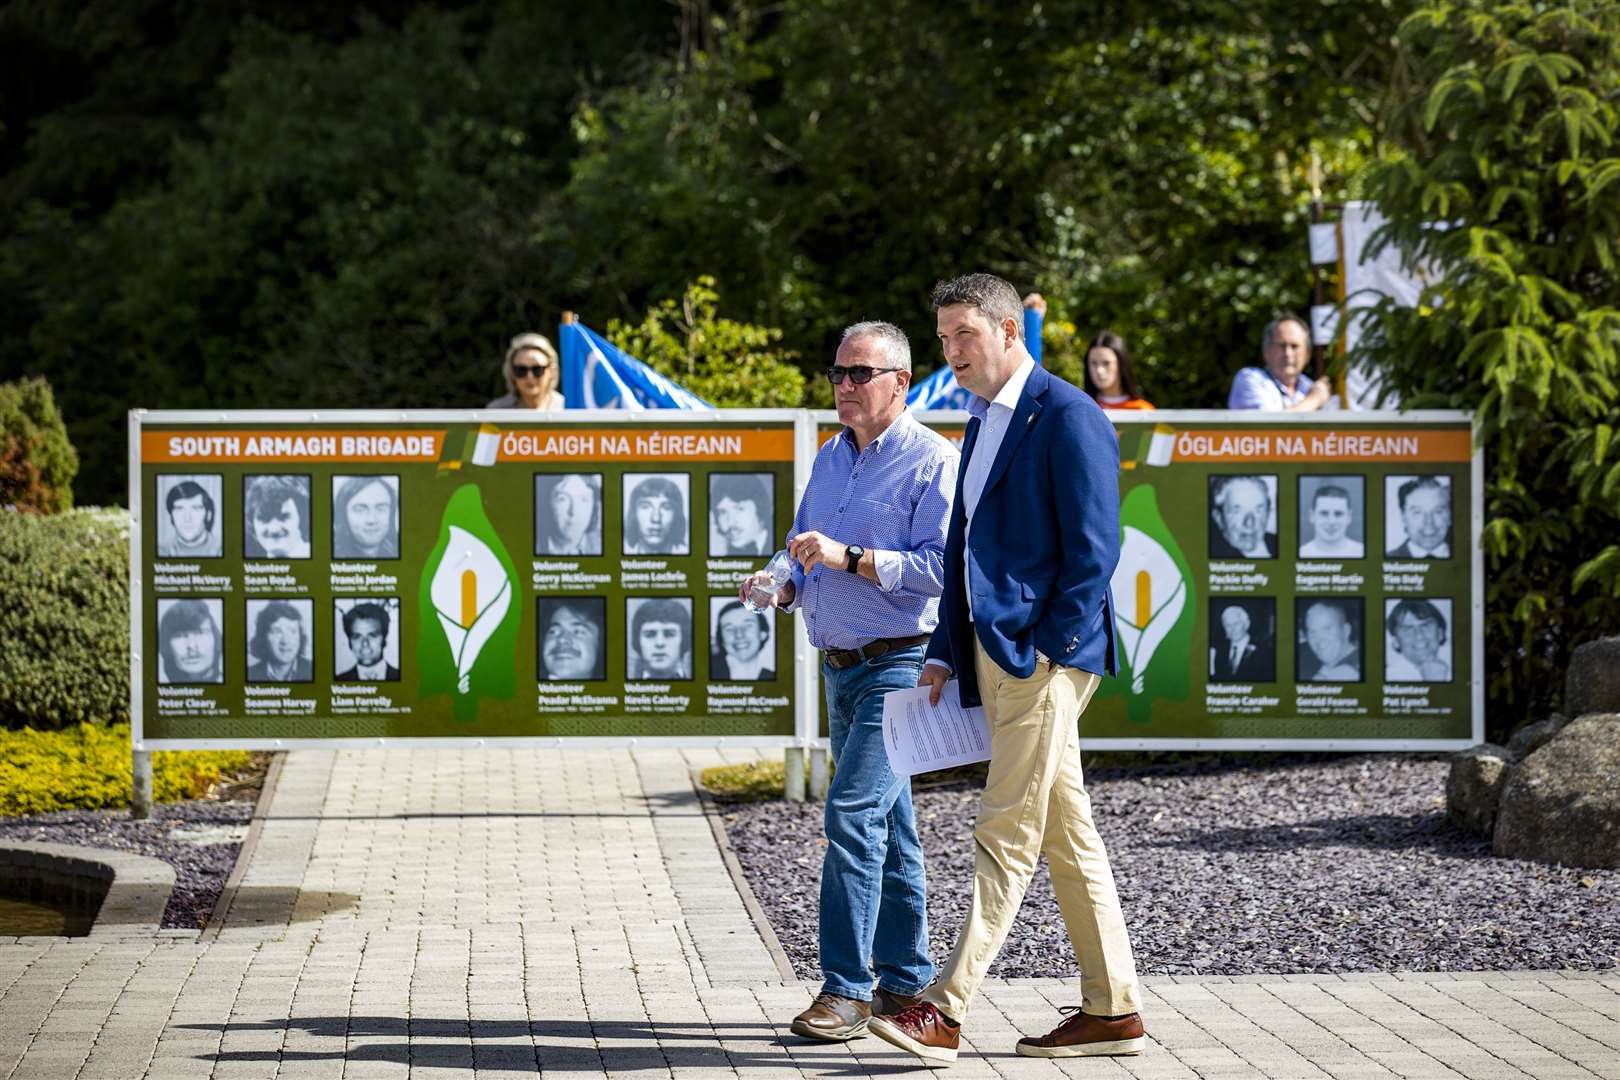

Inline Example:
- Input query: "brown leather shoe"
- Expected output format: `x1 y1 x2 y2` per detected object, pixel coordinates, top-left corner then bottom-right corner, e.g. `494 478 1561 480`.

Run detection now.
873 987 925 1016
1015 1007 1145 1057
790 992 871 1041
868 1002 959 1066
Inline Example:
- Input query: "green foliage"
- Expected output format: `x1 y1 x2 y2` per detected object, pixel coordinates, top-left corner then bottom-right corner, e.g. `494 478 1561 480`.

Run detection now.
0 723 252 817
3 0 1412 500
0 376 78 513
1357 0 1620 731
0 508 128 731
605 278 805 407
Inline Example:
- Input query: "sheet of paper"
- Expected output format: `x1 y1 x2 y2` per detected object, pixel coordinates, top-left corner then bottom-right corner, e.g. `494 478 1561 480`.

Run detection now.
881 680 991 778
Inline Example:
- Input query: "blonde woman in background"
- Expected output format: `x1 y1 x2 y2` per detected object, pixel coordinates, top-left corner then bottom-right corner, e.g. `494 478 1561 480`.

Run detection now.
488 332 564 409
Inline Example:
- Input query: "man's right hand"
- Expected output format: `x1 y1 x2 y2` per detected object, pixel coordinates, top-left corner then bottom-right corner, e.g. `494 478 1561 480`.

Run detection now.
736 571 793 609
917 664 948 706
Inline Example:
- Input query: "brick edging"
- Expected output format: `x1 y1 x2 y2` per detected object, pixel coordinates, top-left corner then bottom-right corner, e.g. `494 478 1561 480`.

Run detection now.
690 770 800 981
198 750 285 943
0 840 174 937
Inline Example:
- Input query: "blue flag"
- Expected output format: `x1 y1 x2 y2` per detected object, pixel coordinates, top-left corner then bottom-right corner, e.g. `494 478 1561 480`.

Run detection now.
906 307 1043 409
559 321 712 410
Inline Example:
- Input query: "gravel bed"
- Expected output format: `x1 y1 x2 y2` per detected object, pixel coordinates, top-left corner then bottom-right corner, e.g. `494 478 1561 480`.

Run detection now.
720 754 1620 977
0 761 269 931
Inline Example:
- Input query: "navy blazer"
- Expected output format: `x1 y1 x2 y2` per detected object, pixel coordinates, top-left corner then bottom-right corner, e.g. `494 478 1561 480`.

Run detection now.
925 364 1121 708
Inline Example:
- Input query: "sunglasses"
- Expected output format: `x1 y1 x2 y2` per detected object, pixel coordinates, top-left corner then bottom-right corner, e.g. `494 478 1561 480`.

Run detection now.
825 365 904 385
513 362 551 378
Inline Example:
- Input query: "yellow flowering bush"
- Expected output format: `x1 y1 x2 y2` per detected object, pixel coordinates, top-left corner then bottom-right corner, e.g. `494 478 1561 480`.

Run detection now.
0 723 253 817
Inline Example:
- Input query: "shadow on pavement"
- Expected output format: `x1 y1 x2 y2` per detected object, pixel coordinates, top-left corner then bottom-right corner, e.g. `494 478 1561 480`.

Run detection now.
182 1016 920 1074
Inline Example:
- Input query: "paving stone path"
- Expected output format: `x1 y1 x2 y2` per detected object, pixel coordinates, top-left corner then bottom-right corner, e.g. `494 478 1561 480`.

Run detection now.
1 747 1616 1079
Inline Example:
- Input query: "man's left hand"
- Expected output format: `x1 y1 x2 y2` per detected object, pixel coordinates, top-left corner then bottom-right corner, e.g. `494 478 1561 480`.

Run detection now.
789 530 847 574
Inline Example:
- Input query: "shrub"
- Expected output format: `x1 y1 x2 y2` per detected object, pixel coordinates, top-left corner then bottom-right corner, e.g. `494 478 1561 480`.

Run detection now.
0 376 79 514
607 277 806 407
0 508 129 730
0 723 253 817
1358 1 1620 736
700 759 789 802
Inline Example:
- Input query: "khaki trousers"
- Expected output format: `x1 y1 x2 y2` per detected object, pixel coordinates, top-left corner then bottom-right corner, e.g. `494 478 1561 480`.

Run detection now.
924 637 1142 1022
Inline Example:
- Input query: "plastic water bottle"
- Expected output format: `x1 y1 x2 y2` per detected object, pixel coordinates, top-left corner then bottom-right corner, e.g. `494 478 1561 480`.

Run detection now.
745 550 794 612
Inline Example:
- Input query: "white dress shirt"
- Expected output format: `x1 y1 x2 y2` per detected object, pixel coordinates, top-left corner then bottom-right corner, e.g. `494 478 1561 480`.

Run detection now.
925 357 1037 676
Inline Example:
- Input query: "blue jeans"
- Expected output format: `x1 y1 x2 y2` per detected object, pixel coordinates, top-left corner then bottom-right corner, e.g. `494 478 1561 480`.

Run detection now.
818 644 933 1001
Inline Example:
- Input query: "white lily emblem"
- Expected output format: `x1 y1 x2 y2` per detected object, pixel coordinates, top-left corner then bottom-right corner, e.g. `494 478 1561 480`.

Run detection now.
430 526 512 694
1109 526 1188 694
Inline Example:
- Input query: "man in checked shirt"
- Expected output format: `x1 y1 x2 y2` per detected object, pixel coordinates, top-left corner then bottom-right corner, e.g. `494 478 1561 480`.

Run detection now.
739 320 958 1041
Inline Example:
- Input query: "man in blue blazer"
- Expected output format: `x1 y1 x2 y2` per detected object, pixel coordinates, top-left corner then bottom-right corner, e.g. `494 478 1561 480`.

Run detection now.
869 274 1145 1065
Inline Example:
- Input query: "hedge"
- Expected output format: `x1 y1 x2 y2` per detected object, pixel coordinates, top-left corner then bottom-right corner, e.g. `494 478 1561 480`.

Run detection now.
0 507 129 730
0 723 253 817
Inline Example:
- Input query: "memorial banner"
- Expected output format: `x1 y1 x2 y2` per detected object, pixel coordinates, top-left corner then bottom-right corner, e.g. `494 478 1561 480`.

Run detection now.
133 411 802 747
136 408 1478 752
815 409 1481 750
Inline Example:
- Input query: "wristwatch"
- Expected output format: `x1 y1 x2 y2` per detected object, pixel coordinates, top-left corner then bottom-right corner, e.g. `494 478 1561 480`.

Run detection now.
845 544 865 573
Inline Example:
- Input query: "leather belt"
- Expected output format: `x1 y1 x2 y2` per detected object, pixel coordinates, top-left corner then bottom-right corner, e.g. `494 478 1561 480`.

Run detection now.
822 633 931 670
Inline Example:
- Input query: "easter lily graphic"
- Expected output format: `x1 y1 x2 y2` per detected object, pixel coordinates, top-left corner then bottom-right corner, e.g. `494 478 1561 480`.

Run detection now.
418 485 519 722
1106 485 1195 723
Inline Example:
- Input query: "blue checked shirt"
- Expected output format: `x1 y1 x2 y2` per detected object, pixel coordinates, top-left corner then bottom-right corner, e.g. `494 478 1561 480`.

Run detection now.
783 409 958 650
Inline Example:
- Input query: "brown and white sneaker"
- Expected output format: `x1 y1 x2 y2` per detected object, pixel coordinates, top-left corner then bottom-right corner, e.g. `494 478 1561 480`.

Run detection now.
1015 1007 1145 1057
868 1001 960 1066
790 992 870 1041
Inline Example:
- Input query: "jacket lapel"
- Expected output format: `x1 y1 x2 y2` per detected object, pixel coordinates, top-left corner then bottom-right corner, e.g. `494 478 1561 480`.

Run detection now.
980 365 1047 501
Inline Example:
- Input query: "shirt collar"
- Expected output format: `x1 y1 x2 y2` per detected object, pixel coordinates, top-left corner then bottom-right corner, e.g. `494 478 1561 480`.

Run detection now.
357 661 387 679
968 357 1037 419
841 406 914 454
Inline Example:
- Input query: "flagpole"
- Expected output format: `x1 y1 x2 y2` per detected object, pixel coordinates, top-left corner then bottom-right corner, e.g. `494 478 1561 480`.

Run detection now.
1309 153 1325 383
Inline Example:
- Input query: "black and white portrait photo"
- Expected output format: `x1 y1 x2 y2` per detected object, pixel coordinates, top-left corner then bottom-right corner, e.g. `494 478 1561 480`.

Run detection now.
536 597 607 681
155 598 225 685
534 474 603 557
156 475 223 559
708 473 775 557
333 598 402 682
243 475 312 560
709 598 776 682
1208 475 1279 560
1384 597 1453 683
622 473 691 556
1295 597 1365 683
332 475 401 560
1297 476 1366 559
626 596 693 680
1208 598 1276 683
1385 475 1453 559
245 598 314 683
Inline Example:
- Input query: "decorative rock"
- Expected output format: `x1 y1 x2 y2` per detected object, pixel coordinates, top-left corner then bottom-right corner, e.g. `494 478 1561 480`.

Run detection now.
1506 713 1569 761
1494 715 1620 869
1446 744 1512 836
1565 636 1620 718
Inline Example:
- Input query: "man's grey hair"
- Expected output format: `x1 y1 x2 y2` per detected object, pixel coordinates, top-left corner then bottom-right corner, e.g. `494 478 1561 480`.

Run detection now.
841 320 912 373
930 273 1024 341
1261 312 1310 350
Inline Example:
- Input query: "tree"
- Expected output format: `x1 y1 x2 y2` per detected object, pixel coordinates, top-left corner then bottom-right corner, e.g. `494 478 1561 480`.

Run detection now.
0 376 78 514
1357 0 1620 730
1 3 677 506
606 277 804 407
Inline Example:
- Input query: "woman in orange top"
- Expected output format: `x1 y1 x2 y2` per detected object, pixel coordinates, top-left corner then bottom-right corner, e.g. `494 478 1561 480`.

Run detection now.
1084 330 1154 410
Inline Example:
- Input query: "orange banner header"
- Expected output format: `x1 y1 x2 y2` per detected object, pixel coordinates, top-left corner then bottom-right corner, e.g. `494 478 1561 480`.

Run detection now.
1167 428 1471 464
496 427 793 462
142 430 443 463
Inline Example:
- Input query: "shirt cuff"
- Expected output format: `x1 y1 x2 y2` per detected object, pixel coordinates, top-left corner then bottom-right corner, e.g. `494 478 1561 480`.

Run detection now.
872 549 902 593
923 658 953 677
